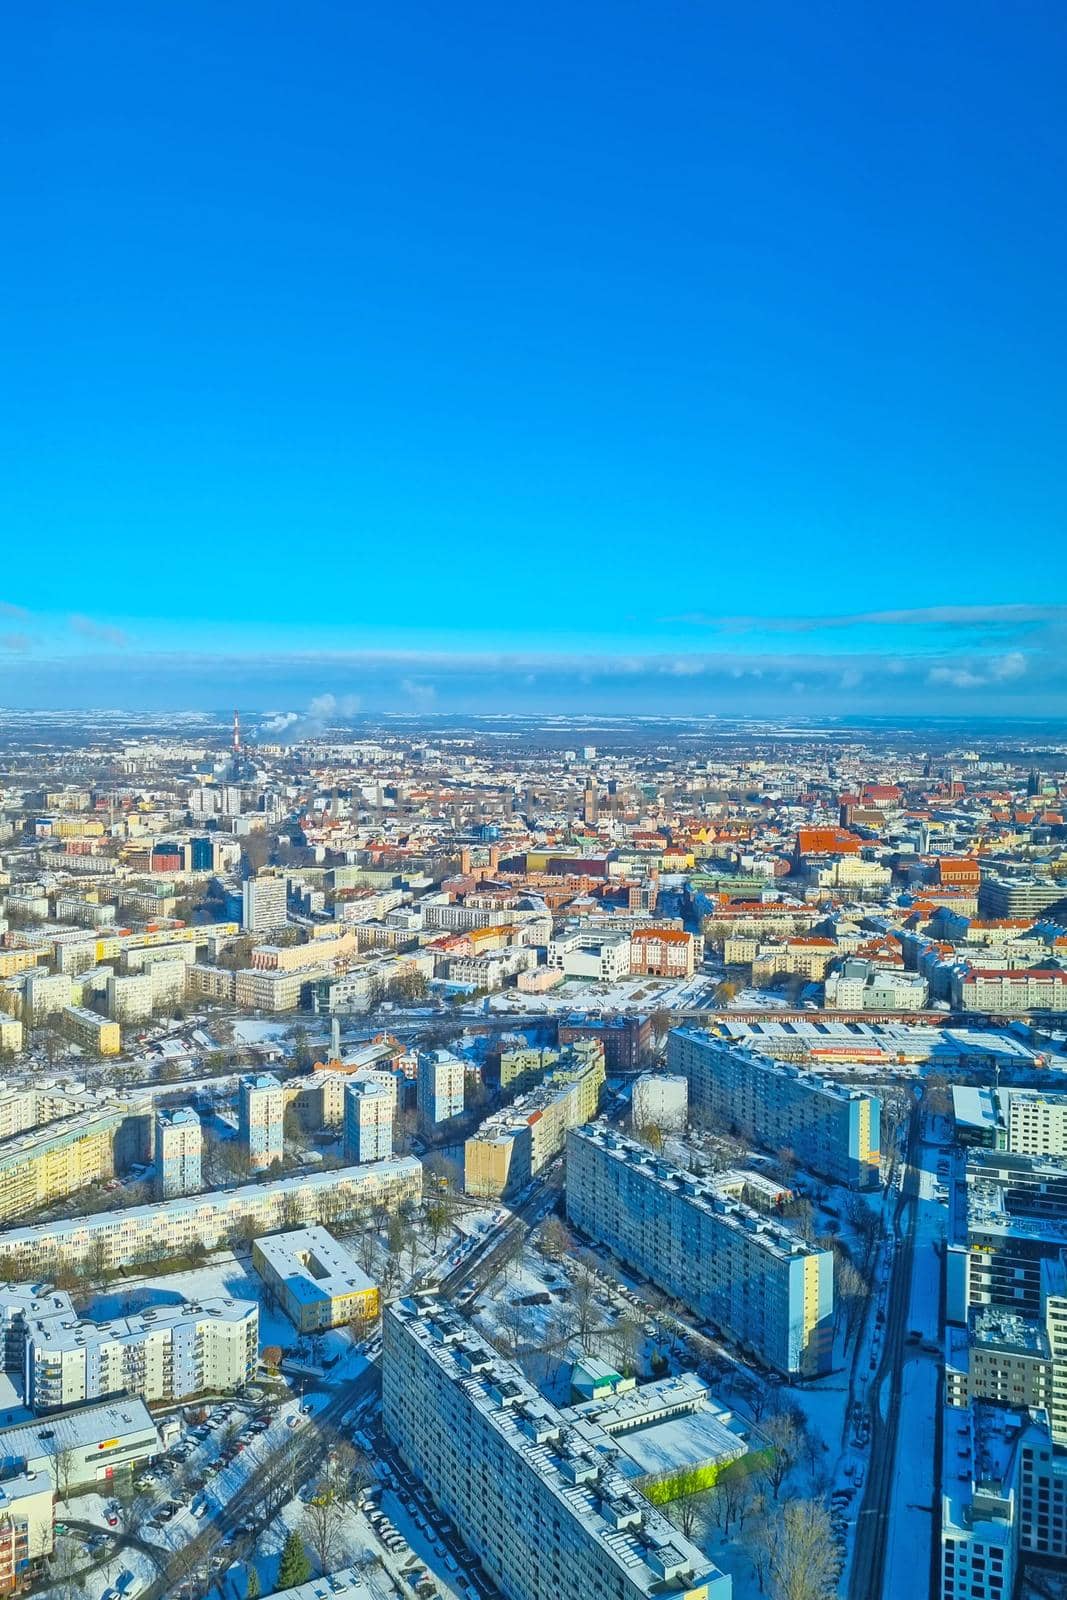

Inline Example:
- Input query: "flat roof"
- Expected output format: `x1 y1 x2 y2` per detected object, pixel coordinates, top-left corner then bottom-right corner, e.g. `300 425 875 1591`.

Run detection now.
254 1225 375 1303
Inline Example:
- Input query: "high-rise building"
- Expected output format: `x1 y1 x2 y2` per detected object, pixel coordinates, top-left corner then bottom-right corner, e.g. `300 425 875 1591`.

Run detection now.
566 1124 834 1377
241 873 287 933
383 1295 731 1600
343 1078 394 1164
238 1073 284 1169
668 1028 881 1190
154 1107 202 1198
417 1050 465 1128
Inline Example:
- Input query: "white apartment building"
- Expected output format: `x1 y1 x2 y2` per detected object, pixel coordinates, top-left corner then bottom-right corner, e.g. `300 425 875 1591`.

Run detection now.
343 1078 394 1164
241 874 288 933
940 1400 1067 1600
0 1159 422 1275
383 1296 730 1600
25 1296 258 1411
566 1124 834 1377
234 965 329 1012
238 1072 284 1168
155 1106 203 1198
106 971 154 1023
22 972 72 1025
418 1050 465 1127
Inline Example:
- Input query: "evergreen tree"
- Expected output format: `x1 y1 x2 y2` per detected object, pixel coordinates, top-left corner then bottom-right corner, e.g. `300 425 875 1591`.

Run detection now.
277 1529 311 1589
245 1566 262 1599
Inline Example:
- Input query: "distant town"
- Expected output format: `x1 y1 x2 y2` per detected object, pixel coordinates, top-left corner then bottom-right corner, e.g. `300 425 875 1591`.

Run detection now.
0 708 1065 1600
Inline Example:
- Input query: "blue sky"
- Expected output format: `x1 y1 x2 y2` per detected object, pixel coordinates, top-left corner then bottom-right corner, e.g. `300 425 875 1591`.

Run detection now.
3 1 1066 715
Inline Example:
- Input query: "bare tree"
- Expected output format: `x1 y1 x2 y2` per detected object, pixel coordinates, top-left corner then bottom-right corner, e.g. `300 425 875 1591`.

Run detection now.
759 1409 803 1499
569 1264 604 1355
303 1492 346 1575
767 1498 840 1600
835 1255 869 1349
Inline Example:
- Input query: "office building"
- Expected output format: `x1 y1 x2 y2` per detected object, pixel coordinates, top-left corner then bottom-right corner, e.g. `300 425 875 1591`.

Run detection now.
668 1028 881 1190
238 1072 284 1169
547 929 632 983
978 877 1065 920
343 1077 394 1164
253 1226 379 1332
566 1125 833 1377
418 1050 465 1128
383 1295 730 1600
154 1106 203 1198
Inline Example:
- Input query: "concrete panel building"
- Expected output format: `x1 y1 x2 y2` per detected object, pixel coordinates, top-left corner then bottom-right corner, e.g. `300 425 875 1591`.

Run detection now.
241 873 288 933
566 1125 833 1377
154 1106 203 1198
667 1028 881 1190
464 1041 604 1199
25 1296 258 1410
383 1295 730 1600
418 1050 465 1129
238 1072 284 1169
343 1078 394 1165
0 1158 422 1276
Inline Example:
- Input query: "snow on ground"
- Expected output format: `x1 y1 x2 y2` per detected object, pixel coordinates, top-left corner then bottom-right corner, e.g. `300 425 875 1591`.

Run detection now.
487 971 714 1016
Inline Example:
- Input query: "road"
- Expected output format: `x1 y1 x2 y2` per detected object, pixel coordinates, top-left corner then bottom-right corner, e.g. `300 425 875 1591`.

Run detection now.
143 1156 565 1599
848 1098 922 1600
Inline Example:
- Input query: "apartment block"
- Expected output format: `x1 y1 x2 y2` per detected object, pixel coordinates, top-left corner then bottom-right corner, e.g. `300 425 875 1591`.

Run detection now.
238 1072 284 1169
155 1106 203 1198
947 1152 1067 1324
241 873 288 933
566 1125 833 1377
0 1104 150 1223
418 1050 465 1128
0 1158 422 1275
940 1400 1067 1600
667 1028 881 1190
26 1296 257 1411
383 1295 730 1600
61 1006 120 1055
945 1261 1067 1444
464 1040 604 1199
343 1078 394 1164
253 1225 379 1332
